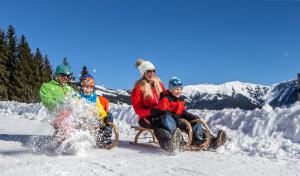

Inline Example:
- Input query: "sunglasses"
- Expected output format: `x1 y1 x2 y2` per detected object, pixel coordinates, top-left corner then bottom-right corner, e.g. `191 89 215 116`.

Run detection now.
146 69 156 74
57 73 70 78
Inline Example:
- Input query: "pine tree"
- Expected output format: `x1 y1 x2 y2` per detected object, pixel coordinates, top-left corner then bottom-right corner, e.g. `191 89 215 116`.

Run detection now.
0 30 10 100
43 55 53 82
11 35 33 102
32 48 44 102
80 65 89 81
62 57 75 83
63 57 69 67
2 25 54 103
6 25 18 100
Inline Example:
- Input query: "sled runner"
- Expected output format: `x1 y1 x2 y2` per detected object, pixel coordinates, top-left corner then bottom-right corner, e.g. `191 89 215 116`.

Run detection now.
130 117 212 151
189 118 212 151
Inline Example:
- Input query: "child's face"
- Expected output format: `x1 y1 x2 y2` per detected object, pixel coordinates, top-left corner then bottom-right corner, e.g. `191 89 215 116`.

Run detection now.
169 87 183 98
82 86 94 95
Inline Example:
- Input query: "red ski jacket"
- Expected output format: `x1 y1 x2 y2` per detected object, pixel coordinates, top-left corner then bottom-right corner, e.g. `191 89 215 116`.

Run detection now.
156 90 186 116
131 82 165 120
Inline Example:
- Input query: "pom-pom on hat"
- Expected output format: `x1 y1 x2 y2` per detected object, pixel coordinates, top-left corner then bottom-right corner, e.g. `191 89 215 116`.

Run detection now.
135 58 156 76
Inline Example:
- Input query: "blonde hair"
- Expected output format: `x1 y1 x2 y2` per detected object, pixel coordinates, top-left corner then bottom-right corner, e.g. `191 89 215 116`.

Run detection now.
135 58 163 100
135 77 163 100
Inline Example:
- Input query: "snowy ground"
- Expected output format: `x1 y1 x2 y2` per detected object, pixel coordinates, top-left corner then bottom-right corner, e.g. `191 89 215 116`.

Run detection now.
0 101 300 176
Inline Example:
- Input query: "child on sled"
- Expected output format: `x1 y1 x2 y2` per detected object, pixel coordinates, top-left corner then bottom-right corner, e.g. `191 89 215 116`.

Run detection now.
79 74 114 147
152 77 226 152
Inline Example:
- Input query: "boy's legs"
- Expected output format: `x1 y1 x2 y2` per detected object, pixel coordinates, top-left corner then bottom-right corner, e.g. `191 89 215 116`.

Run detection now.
103 112 114 144
96 113 114 146
161 114 177 134
160 114 182 152
191 123 205 144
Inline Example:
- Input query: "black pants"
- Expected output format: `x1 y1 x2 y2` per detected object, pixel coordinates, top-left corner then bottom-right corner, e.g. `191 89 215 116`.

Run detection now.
138 116 171 149
138 116 162 129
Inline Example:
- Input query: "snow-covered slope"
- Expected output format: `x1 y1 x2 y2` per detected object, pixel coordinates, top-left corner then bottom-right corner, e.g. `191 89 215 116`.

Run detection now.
1 101 300 175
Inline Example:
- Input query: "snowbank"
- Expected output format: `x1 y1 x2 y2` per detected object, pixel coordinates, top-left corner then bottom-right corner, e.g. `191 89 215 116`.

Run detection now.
0 101 49 121
1 101 300 159
190 103 300 159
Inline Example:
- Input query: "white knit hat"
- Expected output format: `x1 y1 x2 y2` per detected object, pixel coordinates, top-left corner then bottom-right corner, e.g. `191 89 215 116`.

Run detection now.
135 59 156 76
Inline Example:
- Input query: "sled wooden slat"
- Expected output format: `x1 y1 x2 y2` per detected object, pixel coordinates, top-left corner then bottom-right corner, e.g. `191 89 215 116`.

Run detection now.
130 119 193 149
130 118 212 151
131 126 157 144
105 121 119 149
189 117 212 151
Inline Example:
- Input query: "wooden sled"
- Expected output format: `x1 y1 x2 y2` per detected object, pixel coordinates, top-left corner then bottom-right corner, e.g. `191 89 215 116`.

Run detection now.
131 117 212 151
189 118 212 151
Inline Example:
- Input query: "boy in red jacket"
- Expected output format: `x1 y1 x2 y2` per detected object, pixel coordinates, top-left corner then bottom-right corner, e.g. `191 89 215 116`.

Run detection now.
154 77 226 150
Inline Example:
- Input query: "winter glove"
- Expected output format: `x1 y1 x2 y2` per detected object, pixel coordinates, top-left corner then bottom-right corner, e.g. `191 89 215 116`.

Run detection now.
182 111 198 121
143 118 151 125
150 108 162 118
103 112 113 124
103 117 110 124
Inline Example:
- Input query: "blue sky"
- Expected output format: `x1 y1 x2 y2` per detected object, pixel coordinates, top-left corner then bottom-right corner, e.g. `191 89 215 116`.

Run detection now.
1 0 300 89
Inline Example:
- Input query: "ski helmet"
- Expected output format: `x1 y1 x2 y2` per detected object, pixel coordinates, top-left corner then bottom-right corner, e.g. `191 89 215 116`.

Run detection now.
55 64 71 76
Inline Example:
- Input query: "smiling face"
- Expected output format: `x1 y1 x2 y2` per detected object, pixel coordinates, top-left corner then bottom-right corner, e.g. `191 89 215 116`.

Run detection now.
81 77 95 95
169 87 183 98
82 85 94 95
144 69 156 82
56 74 69 85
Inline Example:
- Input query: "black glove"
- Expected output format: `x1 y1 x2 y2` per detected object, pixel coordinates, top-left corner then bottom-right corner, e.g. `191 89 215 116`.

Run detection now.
182 111 198 121
150 108 162 118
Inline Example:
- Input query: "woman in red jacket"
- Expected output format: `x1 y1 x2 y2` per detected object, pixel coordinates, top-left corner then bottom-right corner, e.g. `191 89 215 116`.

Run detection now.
131 59 165 129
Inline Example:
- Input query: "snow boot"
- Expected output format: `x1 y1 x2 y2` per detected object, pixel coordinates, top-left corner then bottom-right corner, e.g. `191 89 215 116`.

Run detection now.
167 128 182 154
154 128 172 150
208 129 227 150
95 126 112 148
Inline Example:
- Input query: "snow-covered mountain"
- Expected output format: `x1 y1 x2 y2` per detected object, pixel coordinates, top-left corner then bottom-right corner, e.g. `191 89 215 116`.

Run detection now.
266 80 298 108
94 85 131 105
95 80 298 110
183 81 269 110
